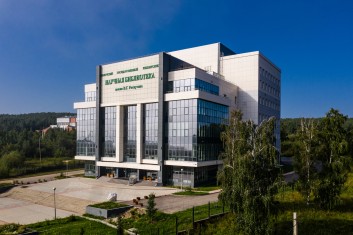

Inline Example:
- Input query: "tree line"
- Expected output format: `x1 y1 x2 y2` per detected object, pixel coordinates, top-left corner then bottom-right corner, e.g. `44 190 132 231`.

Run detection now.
0 112 77 178
281 115 353 158
0 112 74 132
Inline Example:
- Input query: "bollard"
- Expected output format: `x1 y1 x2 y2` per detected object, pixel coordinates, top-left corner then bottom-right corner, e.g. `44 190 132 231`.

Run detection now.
293 212 297 235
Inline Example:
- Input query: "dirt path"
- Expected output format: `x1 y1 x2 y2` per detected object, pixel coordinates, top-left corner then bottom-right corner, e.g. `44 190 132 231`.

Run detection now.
1 186 95 214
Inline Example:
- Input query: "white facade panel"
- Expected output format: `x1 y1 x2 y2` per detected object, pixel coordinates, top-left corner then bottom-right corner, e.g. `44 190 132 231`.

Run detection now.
221 52 260 123
168 43 220 73
74 101 95 109
101 55 160 105
97 161 160 171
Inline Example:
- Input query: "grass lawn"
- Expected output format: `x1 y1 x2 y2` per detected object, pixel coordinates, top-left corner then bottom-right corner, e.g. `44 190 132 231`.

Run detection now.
194 173 353 234
273 172 353 234
89 201 128 209
26 216 117 235
193 186 220 192
123 201 229 234
173 190 209 196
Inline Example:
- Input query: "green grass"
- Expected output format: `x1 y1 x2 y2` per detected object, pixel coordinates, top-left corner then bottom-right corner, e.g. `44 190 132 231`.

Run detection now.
123 201 229 234
0 223 27 234
0 157 84 180
173 191 209 196
26 216 117 235
0 182 13 187
195 173 353 235
194 186 220 192
89 201 128 210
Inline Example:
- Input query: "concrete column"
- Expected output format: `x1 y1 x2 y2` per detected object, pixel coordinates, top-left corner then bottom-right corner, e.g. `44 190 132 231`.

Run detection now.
136 103 143 164
116 105 124 162
95 65 102 177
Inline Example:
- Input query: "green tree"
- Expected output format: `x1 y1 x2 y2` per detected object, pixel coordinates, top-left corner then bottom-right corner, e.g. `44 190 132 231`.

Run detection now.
146 193 157 221
218 110 281 235
294 118 319 205
315 108 350 209
0 151 24 177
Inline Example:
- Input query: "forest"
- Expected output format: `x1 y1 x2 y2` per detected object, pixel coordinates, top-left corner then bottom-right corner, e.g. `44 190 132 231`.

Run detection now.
0 113 79 178
281 116 353 158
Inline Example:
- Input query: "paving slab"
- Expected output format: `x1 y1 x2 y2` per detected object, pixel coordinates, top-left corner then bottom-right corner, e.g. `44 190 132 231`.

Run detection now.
27 177 178 202
0 198 74 225
0 177 179 225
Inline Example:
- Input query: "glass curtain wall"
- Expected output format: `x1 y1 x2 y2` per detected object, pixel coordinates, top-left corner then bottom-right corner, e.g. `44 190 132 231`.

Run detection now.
167 99 196 161
123 105 137 162
167 99 228 162
196 99 228 161
167 78 219 95
76 108 96 156
103 107 116 157
143 103 158 159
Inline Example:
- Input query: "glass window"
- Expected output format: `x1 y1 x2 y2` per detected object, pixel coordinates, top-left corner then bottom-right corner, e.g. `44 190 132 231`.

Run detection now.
76 108 96 156
143 103 158 160
167 78 219 96
102 107 116 157
123 106 137 162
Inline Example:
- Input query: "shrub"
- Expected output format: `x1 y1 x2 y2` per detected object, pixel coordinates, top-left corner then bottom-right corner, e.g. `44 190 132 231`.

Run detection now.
137 197 141 200
146 193 157 220
144 195 148 199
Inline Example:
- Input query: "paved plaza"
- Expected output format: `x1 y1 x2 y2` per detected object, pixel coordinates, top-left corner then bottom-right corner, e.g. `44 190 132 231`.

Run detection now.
0 176 179 224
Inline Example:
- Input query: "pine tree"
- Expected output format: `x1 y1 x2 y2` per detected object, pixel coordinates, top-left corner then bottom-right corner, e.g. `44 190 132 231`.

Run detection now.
146 193 157 221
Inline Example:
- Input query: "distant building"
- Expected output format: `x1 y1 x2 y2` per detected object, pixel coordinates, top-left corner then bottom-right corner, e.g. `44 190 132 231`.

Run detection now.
74 42 281 187
50 116 77 131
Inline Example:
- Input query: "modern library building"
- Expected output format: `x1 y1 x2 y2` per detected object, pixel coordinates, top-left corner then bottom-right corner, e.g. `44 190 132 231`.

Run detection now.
74 43 281 187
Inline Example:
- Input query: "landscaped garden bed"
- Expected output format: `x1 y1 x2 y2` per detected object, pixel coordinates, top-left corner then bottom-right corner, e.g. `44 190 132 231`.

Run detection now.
86 201 133 218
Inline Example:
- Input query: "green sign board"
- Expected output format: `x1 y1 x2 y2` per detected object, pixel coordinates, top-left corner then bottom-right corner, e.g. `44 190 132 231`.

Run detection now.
105 73 155 86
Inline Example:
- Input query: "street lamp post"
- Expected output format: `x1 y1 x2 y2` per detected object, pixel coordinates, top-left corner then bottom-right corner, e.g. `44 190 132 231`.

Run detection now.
53 187 56 219
38 136 41 164
181 169 183 191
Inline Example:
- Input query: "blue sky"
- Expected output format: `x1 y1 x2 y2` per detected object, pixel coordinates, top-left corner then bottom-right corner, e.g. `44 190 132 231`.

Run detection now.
0 0 352 118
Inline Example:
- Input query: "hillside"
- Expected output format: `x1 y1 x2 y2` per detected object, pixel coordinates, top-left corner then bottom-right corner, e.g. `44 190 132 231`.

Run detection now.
0 112 76 132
